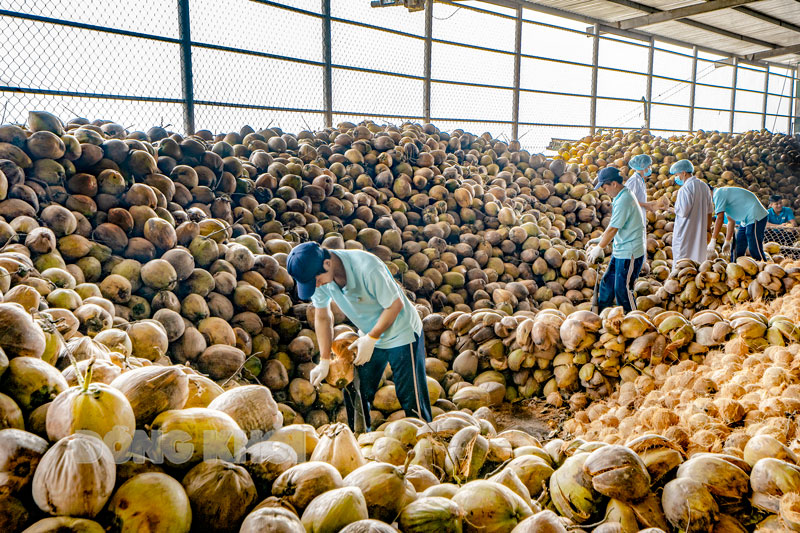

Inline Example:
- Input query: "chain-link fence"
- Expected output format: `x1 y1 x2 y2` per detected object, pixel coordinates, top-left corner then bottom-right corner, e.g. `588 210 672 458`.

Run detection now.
1 0 798 154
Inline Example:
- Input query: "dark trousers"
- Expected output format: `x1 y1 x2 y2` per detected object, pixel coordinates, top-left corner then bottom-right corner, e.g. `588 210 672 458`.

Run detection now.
598 255 644 313
343 333 432 430
735 216 767 261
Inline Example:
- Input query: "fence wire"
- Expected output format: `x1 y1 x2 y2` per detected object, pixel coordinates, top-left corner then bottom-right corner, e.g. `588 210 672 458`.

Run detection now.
0 0 796 148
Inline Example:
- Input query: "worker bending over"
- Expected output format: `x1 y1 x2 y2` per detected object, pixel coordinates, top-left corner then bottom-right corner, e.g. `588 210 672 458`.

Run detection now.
287 242 432 430
669 160 713 266
587 167 646 313
708 186 769 261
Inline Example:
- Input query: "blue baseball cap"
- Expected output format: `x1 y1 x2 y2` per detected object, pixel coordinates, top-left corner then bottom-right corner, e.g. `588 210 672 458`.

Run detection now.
669 159 694 175
286 242 328 300
594 167 623 189
629 154 652 171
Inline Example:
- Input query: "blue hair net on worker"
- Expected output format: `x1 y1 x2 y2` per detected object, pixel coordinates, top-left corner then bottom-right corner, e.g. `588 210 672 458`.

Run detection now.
629 154 652 171
669 159 693 175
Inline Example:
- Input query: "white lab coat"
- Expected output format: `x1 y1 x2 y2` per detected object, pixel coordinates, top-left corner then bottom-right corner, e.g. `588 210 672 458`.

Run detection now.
673 176 713 266
625 172 648 250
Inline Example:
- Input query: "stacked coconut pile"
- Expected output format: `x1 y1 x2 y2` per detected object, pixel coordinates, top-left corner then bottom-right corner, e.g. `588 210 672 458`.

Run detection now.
0 111 799 531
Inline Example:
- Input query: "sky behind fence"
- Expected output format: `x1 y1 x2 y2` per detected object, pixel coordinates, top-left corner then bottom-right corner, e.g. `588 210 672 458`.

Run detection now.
0 0 796 152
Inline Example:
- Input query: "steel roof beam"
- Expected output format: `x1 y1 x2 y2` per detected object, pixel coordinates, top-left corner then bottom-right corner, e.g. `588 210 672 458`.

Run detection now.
746 42 800 60
602 0 777 48
613 0 759 30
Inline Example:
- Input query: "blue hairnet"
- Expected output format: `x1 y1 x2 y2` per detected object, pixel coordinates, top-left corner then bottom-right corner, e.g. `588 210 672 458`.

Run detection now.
629 154 652 171
669 159 694 175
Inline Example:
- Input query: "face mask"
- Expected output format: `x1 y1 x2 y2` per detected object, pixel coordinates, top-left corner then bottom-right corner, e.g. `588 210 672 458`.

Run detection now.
644 168 652 177
674 176 683 186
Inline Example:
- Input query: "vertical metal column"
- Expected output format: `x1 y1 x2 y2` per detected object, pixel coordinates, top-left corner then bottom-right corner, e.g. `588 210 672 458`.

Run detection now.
590 24 599 135
423 0 433 123
322 0 333 128
729 57 738 133
177 0 195 135
645 37 654 130
792 65 799 134
688 46 698 133
511 7 522 140
761 65 769 130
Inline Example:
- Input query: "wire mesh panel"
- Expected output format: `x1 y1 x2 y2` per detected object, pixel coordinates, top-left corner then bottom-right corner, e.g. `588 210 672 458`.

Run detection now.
0 0 794 140
0 0 183 130
189 0 325 134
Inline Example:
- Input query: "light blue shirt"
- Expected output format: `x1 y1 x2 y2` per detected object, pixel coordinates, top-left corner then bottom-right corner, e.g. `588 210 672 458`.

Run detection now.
609 187 645 260
712 187 768 227
311 249 421 349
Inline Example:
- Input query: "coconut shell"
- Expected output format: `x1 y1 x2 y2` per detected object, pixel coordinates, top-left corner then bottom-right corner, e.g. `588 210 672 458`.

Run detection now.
272 461 344 513
208 385 282 439
181 459 257 532
240 507 304 533
31 433 116 518
109 365 189 427
0 303 46 358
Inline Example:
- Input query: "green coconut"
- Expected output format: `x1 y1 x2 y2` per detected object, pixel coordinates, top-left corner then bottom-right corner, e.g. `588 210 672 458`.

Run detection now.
300 486 369 533
398 496 465 533
150 408 247 468
45 365 136 452
451 480 533 533
3 357 67 412
272 461 343 513
343 462 417 522
105 473 192 533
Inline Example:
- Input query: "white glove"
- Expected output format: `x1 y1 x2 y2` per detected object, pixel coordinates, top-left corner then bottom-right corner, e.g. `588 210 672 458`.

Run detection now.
586 237 601 247
707 240 717 256
349 334 379 366
721 240 732 256
587 246 604 264
310 359 330 387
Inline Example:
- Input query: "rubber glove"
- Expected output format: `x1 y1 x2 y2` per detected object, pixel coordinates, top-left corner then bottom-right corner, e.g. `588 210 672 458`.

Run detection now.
350 333 379 366
310 359 330 387
587 245 604 264
721 240 732 256
586 237 601 247
707 240 717 256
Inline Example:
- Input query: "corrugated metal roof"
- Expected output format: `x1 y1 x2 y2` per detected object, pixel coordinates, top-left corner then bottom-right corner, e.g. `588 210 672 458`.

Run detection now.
524 0 800 66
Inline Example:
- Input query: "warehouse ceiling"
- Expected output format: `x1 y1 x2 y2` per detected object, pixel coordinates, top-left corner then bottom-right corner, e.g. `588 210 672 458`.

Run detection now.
465 0 800 67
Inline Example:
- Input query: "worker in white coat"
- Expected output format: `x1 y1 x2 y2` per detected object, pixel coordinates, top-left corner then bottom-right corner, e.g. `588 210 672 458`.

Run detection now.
669 159 713 266
626 154 668 250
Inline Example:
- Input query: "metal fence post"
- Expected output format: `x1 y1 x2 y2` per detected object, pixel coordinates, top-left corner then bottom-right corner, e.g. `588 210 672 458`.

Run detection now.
689 46 697 133
761 65 769 130
792 65 799 134
645 37 654 130
512 7 522 140
177 0 195 135
322 0 333 128
423 0 433 124
590 23 599 135
729 57 738 133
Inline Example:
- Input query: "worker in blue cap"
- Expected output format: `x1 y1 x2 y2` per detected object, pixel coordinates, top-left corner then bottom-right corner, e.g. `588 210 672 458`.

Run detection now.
708 186 769 260
286 242 432 428
587 166 646 313
669 159 713 266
